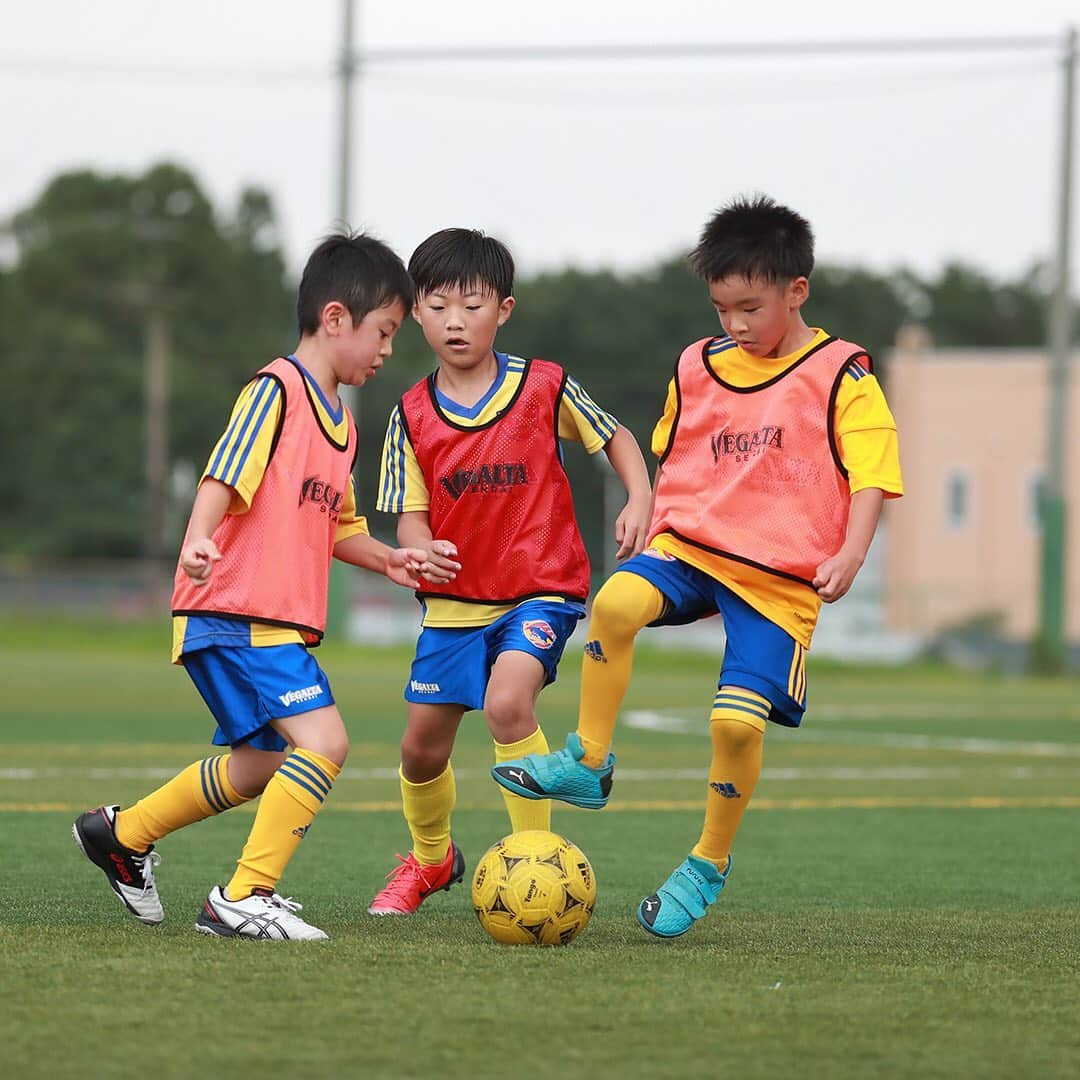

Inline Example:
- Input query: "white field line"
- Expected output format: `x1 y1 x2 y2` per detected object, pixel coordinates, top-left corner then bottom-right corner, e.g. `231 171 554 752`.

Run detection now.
624 709 1080 758
2 764 1079 782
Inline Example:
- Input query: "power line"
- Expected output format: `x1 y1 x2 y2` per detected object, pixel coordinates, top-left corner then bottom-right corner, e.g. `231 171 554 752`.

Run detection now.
0 33 1064 84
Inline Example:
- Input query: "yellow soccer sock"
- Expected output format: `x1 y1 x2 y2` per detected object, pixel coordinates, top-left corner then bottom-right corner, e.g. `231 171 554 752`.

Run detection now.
115 755 250 852
494 727 551 833
691 687 768 870
226 749 340 900
400 764 456 866
577 572 665 767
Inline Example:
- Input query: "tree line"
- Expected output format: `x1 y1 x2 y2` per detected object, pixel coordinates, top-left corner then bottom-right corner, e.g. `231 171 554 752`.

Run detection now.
0 163 1063 565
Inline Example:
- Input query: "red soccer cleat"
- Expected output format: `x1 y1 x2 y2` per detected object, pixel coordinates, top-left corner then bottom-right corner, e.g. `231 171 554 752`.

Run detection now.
367 842 466 915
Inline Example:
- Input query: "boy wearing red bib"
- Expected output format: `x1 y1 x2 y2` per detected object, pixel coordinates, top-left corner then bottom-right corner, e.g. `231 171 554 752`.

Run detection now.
73 234 431 940
367 229 652 915
494 196 904 937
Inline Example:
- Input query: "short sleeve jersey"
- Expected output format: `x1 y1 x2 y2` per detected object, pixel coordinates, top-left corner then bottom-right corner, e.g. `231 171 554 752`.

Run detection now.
650 329 903 647
171 358 370 662
378 350 618 627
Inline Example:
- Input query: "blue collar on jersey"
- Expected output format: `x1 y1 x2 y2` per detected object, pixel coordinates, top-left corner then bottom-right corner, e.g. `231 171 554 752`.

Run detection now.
433 351 510 420
288 354 343 425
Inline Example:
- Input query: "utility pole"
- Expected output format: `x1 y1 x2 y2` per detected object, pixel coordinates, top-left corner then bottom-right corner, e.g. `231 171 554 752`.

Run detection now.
327 0 359 638
144 305 170 562
337 0 356 225
1034 26 1076 674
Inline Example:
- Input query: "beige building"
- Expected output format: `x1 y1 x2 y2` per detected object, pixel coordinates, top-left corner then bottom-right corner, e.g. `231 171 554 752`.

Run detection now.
883 330 1080 643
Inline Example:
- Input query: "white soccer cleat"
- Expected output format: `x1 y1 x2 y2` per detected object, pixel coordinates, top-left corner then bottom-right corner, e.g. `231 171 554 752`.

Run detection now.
72 805 165 925
194 886 329 941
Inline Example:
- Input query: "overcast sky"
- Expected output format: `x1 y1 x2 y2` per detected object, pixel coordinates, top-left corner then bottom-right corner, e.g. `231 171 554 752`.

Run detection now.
3 0 1078 281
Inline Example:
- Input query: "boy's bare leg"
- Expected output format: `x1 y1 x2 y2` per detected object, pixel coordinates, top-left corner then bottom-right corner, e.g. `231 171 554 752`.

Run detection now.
484 651 550 833
224 705 347 902
368 702 467 915
399 701 464 861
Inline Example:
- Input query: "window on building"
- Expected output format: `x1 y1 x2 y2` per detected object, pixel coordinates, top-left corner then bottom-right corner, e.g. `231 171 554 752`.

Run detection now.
944 469 971 530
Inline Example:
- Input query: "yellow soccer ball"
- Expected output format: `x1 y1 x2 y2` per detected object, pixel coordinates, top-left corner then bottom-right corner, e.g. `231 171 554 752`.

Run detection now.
471 830 596 946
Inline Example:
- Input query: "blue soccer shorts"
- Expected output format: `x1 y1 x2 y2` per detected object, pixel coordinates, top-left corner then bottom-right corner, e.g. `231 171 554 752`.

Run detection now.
182 643 336 752
616 550 808 727
404 599 585 712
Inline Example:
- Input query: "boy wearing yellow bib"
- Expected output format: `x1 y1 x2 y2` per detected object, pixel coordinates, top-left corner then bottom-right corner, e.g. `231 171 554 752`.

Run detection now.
493 196 904 937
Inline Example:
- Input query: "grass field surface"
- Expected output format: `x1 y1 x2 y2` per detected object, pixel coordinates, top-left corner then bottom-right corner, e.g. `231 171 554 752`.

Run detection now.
2 618 1078 1078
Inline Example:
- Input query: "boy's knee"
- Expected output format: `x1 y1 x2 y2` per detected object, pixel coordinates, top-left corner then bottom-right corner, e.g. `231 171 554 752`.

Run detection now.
710 714 765 752
400 733 450 782
296 729 349 768
484 689 535 742
591 574 662 638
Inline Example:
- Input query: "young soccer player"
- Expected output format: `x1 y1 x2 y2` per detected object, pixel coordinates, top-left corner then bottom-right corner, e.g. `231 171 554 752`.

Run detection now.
366 227 652 915
494 195 904 937
73 233 437 941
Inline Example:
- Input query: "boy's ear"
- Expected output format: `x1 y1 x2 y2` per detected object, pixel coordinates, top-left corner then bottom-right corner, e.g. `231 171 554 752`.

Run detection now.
787 277 810 309
496 295 516 326
322 300 349 335
412 301 423 324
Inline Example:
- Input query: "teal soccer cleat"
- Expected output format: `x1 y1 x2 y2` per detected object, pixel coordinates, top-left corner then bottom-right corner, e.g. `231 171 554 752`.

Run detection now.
491 731 615 810
636 853 732 938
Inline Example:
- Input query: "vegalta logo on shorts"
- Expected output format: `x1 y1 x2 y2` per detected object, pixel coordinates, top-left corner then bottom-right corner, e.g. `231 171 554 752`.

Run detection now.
522 619 557 650
278 684 324 708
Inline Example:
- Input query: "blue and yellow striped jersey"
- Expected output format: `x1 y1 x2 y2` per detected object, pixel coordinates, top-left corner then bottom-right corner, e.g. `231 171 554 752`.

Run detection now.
378 351 617 627
172 356 370 662
650 329 904 648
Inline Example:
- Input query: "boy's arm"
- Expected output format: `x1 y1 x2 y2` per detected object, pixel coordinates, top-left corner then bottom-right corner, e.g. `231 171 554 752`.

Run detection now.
332 531 430 589
178 478 233 585
602 425 653 559
812 487 885 603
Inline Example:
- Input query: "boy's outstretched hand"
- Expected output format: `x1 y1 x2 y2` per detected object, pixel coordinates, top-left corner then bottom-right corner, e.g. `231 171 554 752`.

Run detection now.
415 538 461 585
180 538 222 585
385 547 433 588
813 548 863 603
614 497 651 560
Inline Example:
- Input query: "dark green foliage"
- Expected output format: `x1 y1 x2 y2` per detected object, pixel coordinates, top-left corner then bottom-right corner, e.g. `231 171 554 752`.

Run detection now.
4 164 293 557
6 163 1071 562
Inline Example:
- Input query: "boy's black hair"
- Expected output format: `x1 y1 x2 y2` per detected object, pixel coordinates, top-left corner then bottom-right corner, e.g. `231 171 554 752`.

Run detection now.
408 228 515 301
297 231 414 336
689 194 814 284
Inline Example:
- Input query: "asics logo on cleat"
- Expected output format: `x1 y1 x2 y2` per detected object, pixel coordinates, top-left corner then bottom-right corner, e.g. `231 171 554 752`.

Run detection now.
110 853 134 884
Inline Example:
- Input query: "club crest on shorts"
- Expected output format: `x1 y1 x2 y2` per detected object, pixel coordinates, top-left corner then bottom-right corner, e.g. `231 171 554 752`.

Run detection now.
522 619 557 650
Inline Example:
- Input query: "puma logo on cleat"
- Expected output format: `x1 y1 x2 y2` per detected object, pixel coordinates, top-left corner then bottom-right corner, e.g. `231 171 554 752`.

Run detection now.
709 781 741 798
507 769 525 784
643 899 657 912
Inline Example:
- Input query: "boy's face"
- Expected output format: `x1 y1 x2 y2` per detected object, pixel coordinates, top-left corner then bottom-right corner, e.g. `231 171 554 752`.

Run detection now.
332 299 407 386
413 285 514 371
707 275 809 359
